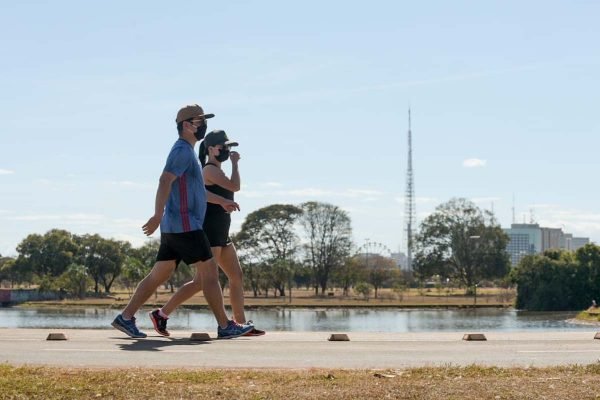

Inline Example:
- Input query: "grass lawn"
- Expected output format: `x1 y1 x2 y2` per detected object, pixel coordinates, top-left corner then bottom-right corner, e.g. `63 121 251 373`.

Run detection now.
1 364 599 399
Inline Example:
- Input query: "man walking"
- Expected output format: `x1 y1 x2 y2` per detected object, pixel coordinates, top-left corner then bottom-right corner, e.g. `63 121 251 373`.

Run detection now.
111 104 253 339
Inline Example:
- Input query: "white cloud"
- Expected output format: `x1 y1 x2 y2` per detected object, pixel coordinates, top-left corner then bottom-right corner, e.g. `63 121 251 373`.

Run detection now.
111 233 147 248
346 189 384 197
237 190 269 199
238 186 386 201
8 214 61 221
261 181 283 188
30 179 78 191
529 205 600 241
108 181 155 189
0 169 14 175
8 213 105 224
214 64 542 107
112 218 144 229
33 178 53 185
471 197 501 204
463 158 487 168
416 196 440 204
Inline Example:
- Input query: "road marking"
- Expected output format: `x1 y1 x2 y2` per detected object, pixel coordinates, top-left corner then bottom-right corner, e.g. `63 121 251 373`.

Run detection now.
44 349 121 352
518 350 600 353
161 349 205 353
43 348 205 353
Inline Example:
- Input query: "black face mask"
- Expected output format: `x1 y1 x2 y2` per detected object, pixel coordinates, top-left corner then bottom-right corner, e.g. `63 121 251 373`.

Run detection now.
194 123 207 140
216 148 230 162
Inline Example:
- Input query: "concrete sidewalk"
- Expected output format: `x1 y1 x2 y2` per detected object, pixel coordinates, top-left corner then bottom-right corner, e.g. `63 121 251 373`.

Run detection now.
1 329 599 369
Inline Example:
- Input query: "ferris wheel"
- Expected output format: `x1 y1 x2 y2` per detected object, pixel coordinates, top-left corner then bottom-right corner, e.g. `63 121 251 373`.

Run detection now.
355 239 392 258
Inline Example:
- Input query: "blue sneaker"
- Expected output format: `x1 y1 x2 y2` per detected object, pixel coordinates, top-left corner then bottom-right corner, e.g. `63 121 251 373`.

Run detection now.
217 320 253 339
111 314 147 338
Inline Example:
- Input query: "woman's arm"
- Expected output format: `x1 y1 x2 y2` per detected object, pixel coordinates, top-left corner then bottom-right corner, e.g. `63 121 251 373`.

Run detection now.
203 151 241 192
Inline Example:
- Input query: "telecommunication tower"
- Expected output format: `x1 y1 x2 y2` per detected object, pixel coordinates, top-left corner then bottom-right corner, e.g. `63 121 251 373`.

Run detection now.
405 109 416 271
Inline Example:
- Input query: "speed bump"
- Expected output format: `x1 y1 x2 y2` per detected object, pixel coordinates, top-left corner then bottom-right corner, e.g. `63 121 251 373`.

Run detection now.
462 333 487 341
190 332 212 341
328 333 350 341
46 332 67 341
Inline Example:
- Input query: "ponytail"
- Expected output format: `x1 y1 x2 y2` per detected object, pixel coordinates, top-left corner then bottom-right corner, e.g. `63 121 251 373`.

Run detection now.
198 140 208 166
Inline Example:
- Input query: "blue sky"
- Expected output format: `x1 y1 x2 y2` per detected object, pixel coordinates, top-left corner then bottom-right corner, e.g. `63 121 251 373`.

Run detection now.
1 1 599 256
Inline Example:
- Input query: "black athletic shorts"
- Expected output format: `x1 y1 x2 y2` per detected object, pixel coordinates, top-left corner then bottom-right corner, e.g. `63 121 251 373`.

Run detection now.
156 230 213 265
203 213 232 247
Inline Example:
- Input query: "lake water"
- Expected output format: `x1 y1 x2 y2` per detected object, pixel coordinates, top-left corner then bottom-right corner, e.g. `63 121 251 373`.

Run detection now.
0 307 595 332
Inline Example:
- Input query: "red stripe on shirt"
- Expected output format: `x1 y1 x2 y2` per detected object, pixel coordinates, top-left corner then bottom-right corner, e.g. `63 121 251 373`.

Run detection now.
178 174 191 232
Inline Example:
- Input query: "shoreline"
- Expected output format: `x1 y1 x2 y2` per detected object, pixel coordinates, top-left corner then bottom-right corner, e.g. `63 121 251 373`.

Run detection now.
11 301 513 310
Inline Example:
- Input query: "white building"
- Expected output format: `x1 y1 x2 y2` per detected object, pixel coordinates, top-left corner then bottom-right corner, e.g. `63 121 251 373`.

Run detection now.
390 252 408 270
505 223 591 266
504 223 542 266
571 237 590 251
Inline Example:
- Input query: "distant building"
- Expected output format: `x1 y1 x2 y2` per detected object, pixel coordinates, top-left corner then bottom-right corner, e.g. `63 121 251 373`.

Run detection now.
571 237 590 251
505 223 591 266
561 233 573 251
504 223 542 266
390 252 408 270
541 227 563 251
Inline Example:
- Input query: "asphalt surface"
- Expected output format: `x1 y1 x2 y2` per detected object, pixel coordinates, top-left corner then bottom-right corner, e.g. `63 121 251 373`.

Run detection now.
1 329 599 369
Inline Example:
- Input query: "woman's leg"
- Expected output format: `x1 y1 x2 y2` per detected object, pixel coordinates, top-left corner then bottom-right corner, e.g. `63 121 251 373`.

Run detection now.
160 269 202 316
216 243 246 323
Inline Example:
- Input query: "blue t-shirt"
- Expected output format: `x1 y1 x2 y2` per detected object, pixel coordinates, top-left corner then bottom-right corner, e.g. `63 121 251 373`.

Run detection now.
160 139 207 233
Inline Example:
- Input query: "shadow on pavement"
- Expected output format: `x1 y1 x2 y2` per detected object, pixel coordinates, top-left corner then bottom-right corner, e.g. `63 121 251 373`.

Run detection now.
116 337 212 352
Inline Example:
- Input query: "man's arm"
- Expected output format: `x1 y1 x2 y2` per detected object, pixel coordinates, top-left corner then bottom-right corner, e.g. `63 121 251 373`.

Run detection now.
142 171 177 236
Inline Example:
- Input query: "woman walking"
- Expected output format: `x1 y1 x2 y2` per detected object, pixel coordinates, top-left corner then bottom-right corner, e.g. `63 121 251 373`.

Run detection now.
150 130 264 337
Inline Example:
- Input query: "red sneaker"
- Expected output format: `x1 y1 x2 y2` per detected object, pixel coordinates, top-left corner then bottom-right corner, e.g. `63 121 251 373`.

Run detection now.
149 309 170 337
242 320 265 336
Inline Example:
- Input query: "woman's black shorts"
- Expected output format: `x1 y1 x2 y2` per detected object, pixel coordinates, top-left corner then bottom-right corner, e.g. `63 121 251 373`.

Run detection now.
203 213 232 247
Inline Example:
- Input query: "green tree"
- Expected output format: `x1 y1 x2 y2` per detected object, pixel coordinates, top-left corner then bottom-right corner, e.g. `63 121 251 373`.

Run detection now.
511 250 582 310
15 229 78 278
354 281 373 300
366 255 396 299
575 244 600 303
76 234 126 293
168 261 194 293
299 201 353 295
0 256 17 287
414 198 510 293
57 263 93 298
332 256 367 296
118 256 147 296
235 204 302 297
130 239 160 272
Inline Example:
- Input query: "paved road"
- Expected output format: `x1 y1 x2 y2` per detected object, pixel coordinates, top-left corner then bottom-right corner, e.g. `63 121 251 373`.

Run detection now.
1 329 599 369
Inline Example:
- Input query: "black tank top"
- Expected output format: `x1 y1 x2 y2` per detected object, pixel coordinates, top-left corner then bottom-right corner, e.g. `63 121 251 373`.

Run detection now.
203 163 234 216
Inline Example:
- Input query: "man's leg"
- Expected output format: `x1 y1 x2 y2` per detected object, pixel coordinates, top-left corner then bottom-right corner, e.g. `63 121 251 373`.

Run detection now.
216 244 246 323
113 260 176 338
122 260 176 320
199 256 253 338
198 256 229 328
159 248 221 316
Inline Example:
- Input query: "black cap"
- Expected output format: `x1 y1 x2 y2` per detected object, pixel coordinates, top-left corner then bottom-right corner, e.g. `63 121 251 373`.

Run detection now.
203 130 238 147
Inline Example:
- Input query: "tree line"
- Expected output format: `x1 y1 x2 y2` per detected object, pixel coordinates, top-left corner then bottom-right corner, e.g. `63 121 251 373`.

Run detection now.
411 197 600 311
0 201 404 300
2 197 598 310
509 245 600 311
